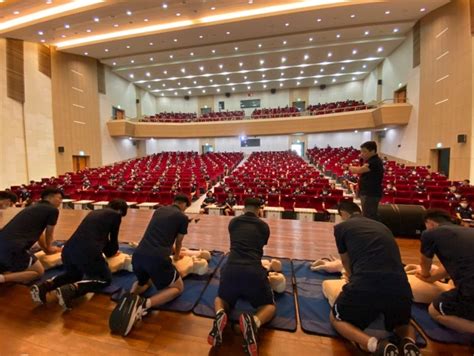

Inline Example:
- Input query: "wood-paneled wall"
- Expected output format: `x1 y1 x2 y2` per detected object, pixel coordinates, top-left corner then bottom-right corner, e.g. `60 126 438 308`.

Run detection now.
6 38 24 103
417 0 472 180
51 48 102 174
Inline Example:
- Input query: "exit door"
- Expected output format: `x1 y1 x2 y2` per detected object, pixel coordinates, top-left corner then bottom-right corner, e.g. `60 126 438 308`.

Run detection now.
72 156 90 172
437 148 450 177
291 142 305 157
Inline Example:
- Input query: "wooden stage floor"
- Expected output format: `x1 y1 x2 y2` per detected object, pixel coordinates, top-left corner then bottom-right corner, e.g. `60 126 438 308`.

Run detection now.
0 208 471 355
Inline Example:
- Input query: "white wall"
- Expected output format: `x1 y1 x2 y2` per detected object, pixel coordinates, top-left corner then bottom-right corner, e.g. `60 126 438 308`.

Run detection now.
156 96 199 113
140 90 156 116
214 90 290 117
363 70 378 103
308 81 364 104
214 135 290 154
146 138 200 154
308 131 371 149
100 67 138 165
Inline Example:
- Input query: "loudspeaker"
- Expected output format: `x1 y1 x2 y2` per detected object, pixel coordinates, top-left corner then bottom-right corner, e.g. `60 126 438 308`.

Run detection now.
377 79 383 85
184 95 190 101
58 146 64 153
136 99 140 104
225 92 231 98
378 204 426 237
270 88 276 94
457 134 467 143
320 84 327 90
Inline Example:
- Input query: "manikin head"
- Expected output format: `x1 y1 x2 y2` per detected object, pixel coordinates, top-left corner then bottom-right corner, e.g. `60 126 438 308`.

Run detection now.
337 201 362 221
423 209 452 231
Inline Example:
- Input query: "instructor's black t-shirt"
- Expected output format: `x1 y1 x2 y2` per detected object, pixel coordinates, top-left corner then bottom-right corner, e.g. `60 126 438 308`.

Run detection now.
0 200 59 252
334 215 411 297
421 223 474 296
136 205 189 258
358 154 384 197
63 208 122 261
227 212 270 265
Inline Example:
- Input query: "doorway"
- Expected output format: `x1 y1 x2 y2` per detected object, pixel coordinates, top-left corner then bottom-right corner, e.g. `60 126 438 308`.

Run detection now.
72 155 90 172
437 148 450 177
291 142 305 157
394 86 407 103
292 101 306 112
202 145 214 154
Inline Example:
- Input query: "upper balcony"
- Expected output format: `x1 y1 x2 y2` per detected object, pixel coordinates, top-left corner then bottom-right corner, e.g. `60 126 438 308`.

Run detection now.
107 102 412 139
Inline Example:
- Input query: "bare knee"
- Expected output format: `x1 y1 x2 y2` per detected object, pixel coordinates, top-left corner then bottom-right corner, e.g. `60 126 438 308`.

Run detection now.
428 303 442 321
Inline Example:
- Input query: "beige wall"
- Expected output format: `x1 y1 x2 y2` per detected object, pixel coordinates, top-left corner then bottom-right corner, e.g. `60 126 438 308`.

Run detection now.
417 0 473 180
51 48 102 174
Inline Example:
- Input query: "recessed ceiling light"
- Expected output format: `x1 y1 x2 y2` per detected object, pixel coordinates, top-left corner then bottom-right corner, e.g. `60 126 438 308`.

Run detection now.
234 46 239 51
169 54 173 58
393 28 399 33
146 72 151 77
199 35 204 39
188 90 192 94
281 72 285 76
180 68 186 73
161 93 164 96
280 83 284 87
364 30 370 35
174 92 178 95
193 80 197 84
248 0 253 3
46 0 53 4
420 7 426 12
341 66 345 70
263 84 267 88
144 18 149 22
211 6 216 10
309 37 313 42
352 49 358 55
363 64 367 68
327 52 332 57
130 60 134 63
226 31 230 35
352 77 356 81
176 12 181 16
149 57 154 61
178 82 181 85
285 23 289 27
126 10 132 16
38 31 44 35
296 82 300 86
199 66 204 71
314 80 318 84
226 77 230 81
173 38 178 42
162 3 168 9
244 76 247 80
300 70 304 74
259 59 264 65
61 34 66 38
202 89 206 93
112 62 116 66
209 79 213 83
162 84 166 87
281 57 286 63
113 24 119 27
163 70 167 74
239 62 243 67
129 74 134 79
232 87 235 91
317 18 322 22
262 74 266 78
83 51 88 55
336 34 341 38
148 85 152 89
104 48 109 52
350 14 355 18
212 49 216 53
190 52 194 56
354 130 358 133
216 88 221 92
332 78 336 83
86 29 92 33
40 39 46 43
149 42 154 46
126 45 130 49
282 40 287 45
93 17 99 22
304 54 309 60
64 24 70 28
320 68 324 72
219 64 223 69
377 46 384 52
13 10 20 15
258 43 262 48
385 10 391 14
247 86 251 90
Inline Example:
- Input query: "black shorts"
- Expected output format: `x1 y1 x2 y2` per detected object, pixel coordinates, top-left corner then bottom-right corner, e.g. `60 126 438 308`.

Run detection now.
433 288 474 321
62 248 112 283
218 263 274 309
132 253 180 290
0 249 37 273
333 289 412 331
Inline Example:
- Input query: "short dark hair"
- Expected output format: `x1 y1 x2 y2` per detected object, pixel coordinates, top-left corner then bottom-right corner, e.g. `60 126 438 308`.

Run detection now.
337 201 362 215
174 194 191 207
464 179 470 184
424 209 452 223
107 199 128 217
0 191 17 203
360 141 377 153
40 187 63 200
244 198 262 209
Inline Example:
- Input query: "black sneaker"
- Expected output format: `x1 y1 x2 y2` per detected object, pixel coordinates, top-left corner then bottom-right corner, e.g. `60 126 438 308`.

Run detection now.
56 284 77 310
208 310 228 347
374 339 399 356
30 282 51 304
239 313 258 356
109 293 144 337
399 338 420 356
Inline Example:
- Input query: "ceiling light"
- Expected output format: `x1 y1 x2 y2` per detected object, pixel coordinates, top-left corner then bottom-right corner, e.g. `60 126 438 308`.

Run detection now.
280 83 284 87
162 3 168 9
282 40 287 45
180 68 186 73
211 49 216 53
64 24 70 28
40 39 46 43
299 70 304 74
149 57 154 61
385 10 391 14
327 52 332 57
384 128 388 131
174 92 178 95
86 29 92 33
393 28 399 33
354 130 358 133
219 64 223 69
350 14 355 18
352 49 358 55
258 43 262 48
38 31 44 35
178 82 181 85
239 62 243 67
93 17 99 22
211 6 216 10
217 88 221 92
281 72 285 76
249 0 253 3
146 72 151 77
176 13 181 16
209 79 213 83
352 77 356 80
285 23 289 27
341 66 345 70
281 57 286 63
364 30 370 35
226 77 230 81
420 7 426 12
149 42 154 46
104 48 109 52
129 74 134 79
84 51 88 55
126 45 130 49
161 93 164 96
247 86 251 90
163 70 167 74
296 82 300 86
112 62 116 66
193 81 197 84
320 68 324 72
162 84 166 87
317 18 322 22
259 59 264 65
263 84 267 88
304 54 309 60
61 34 66 38
202 89 206 93
169 54 173 58
113 24 119 27
244 76 247 80
126 10 132 16
13 11 20 15
173 38 178 42
336 34 341 38
199 35 204 39
199 66 204 71
232 87 235 91
309 37 313 42
314 80 318 84
262 74 266 78
332 78 336 83
188 90 192 94
234 47 239 51
226 31 230 35
46 0 53 4
144 18 149 22
363 64 367 69
190 52 194 56
377 47 384 52
148 85 151 89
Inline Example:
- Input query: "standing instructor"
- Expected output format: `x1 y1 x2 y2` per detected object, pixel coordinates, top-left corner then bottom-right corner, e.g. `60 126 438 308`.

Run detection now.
349 141 384 220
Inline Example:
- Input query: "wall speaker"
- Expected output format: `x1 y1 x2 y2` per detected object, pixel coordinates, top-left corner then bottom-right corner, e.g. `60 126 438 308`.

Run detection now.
184 95 190 101
270 88 276 94
135 99 140 104
377 79 383 85
457 134 467 143
58 146 64 153
319 84 327 90
225 92 231 98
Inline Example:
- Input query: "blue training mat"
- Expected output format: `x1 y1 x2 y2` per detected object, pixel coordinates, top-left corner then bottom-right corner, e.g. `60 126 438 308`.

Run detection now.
293 260 427 347
192 256 297 332
411 303 474 345
110 250 225 313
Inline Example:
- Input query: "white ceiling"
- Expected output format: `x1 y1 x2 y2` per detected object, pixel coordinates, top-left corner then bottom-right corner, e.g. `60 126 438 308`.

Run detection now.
1 0 450 97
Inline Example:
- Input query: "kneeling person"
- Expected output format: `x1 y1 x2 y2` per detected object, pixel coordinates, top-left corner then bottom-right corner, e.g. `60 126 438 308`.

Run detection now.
417 209 474 334
109 194 191 336
208 198 275 356
330 202 419 356
30 199 128 308
0 188 62 284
